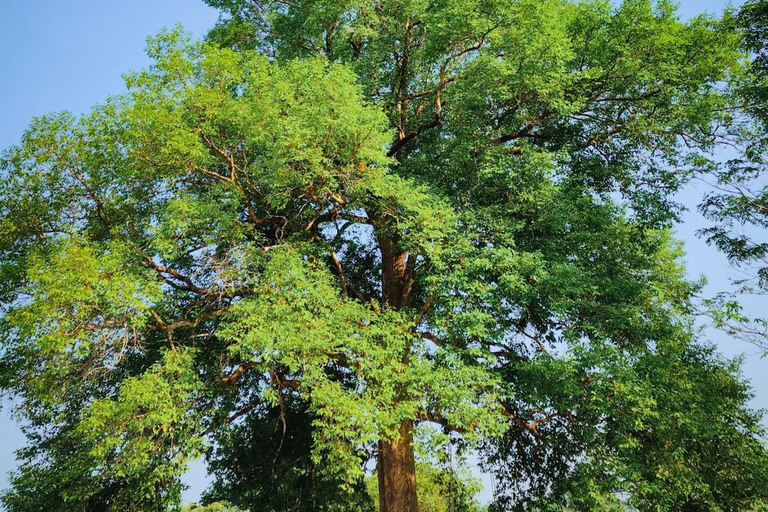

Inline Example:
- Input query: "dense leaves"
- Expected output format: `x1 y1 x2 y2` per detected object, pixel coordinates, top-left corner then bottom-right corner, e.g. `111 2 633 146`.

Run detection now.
485 340 768 511
204 397 376 512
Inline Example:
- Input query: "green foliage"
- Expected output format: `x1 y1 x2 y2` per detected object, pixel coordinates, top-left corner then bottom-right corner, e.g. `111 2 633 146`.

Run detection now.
204 396 376 512
206 0 738 224
0 31 398 510
181 502 240 512
0 0 767 510
486 339 768 511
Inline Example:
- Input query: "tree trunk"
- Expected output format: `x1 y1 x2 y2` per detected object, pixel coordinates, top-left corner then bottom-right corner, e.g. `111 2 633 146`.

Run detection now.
378 236 414 308
378 419 419 512
377 232 418 511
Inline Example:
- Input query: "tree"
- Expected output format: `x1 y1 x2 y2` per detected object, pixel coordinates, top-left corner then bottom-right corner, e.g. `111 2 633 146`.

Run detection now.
2 1 768 512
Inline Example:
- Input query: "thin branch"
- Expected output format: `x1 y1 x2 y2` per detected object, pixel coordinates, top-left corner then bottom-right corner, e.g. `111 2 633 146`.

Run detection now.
330 251 349 296
415 411 468 434
141 256 210 295
501 403 546 440
222 362 259 384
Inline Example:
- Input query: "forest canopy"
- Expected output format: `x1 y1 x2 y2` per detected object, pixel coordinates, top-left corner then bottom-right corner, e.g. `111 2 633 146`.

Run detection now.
1 0 768 511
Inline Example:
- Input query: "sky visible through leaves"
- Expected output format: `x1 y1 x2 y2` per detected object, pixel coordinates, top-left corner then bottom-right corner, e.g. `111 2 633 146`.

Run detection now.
0 0 764 506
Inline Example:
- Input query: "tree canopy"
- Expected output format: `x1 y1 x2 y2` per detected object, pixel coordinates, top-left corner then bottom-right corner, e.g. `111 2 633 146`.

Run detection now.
1 0 768 511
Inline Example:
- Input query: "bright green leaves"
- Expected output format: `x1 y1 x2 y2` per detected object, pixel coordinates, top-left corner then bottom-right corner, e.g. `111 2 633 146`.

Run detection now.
0 29 400 510
14 238 159 353
3 348 208 512
448 0 576 137
443 0 740 225
111 30 399 273
206 0 744 225
2 237 161 414
221 246 410 482
122 30 391 212
79 349 205 498
1 344 203 512
0 112 95 267
152 188 252 259
223 246 371 370
221 246 502 482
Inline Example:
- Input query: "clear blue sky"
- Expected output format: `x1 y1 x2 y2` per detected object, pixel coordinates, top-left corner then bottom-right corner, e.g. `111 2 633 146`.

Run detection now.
0 0 762 507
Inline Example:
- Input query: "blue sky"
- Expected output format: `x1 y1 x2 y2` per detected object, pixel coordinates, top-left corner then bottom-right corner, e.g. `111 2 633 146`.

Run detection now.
0 0 763 506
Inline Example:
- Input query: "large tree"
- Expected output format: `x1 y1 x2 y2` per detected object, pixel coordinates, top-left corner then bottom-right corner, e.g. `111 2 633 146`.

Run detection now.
2 1 768 511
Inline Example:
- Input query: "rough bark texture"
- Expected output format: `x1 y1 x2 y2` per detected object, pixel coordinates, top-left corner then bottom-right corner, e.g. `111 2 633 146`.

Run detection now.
379 236 415 309
377 232 419 512
378 419 419 512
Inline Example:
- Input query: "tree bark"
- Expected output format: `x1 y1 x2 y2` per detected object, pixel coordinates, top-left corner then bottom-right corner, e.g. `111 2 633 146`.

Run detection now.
379 236 414 308
377 232 419 511
378 419 419 512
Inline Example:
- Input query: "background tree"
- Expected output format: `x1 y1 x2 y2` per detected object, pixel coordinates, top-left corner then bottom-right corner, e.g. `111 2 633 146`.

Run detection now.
203 397 376 512
1 1 768 512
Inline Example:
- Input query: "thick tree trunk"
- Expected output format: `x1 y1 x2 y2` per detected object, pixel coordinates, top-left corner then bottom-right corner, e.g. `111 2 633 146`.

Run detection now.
378 237 414 308
378 419 419 512
376 233 418 511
